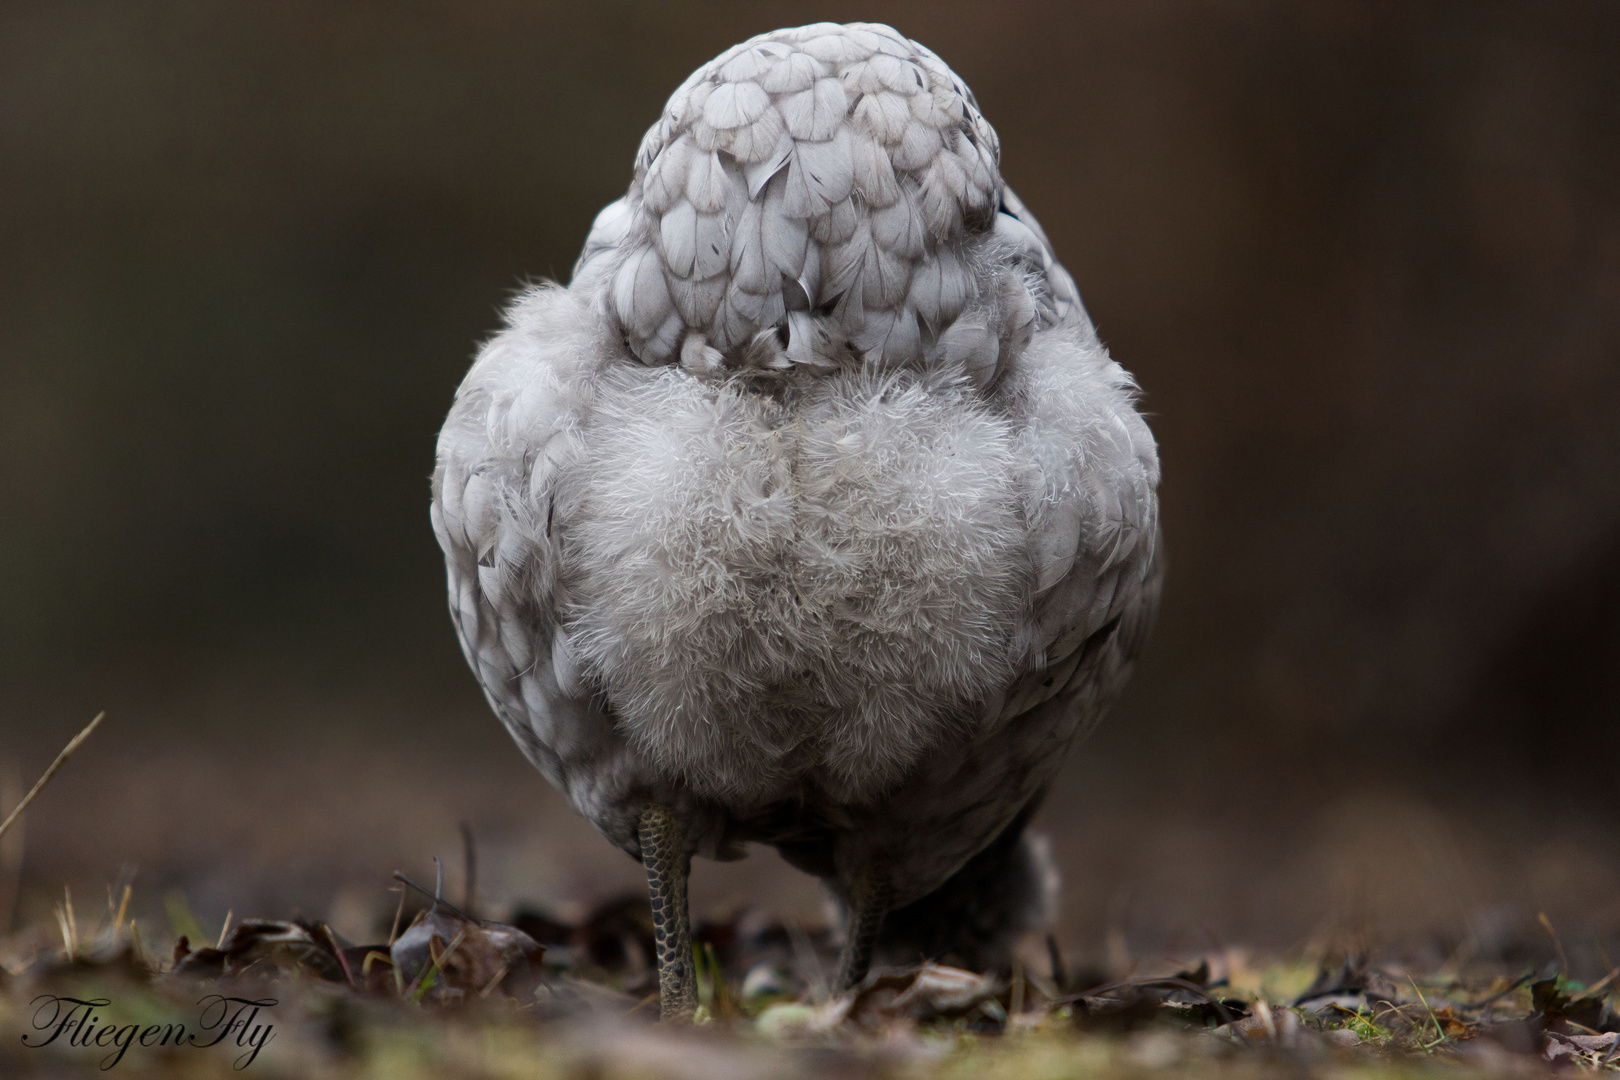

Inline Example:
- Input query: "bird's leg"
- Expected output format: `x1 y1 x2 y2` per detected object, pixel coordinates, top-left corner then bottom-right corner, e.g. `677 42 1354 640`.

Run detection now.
638 805 696 1020
835 867 892 993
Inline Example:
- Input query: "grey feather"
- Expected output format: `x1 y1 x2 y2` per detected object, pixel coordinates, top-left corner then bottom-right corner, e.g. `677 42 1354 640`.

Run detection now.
811 195 861 246
729 198 769 294
727 107 786 164
891 120 944 172
935 319 1000 386
641 137 691 216
686 151 732 213
851 133 901 208
717 46 771 84
612 245 672 338
908 85 955 129
870 193 925 259
797 241 823 309
646 309 685 361
792 127 856 210
906 245 969 330
659 201 698 278
849 53 925 95
690 209 731 279
745 131 795 199
821 220 868 302
801 29 874 64
929 149 968 200
571 198 633 295
758 50 824 94
917 163 963 238
851 91 913 145
779 78 847 141
861 237 910 309
760 183 809 279
667 271 726 325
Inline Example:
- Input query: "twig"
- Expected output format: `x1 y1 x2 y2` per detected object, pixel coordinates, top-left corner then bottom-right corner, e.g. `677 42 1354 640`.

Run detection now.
324 924 356 988
1539 912 1571 976
1046 933 1068 993
392 871 480 924
64 886 77 953
477 960 510 998
0 713 105 844
112 884 131 937
360 949 391 981
1458 970 1535 1012
1583 967 1619 998
387 886 406 946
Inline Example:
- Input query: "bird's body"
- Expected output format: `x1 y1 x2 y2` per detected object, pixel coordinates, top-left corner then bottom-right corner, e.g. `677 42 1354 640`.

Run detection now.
432 22 1160 1011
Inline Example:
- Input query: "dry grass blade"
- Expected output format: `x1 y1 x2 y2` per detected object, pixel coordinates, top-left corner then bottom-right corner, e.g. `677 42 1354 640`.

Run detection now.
392 870 480 923
1538 911 1571 975
0 712 105 844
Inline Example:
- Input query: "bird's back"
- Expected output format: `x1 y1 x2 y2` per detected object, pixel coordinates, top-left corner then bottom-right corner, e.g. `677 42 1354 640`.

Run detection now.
574 22 1089 381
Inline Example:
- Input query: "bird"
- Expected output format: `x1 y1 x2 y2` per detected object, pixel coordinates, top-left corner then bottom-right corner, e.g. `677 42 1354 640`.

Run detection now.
431 21 1161 1020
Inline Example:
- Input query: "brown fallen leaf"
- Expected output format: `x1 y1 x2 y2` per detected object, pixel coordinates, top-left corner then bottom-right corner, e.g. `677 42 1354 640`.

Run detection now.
1214 1001 1303 1046
1065 972 1247 1032
390 910 544 1002
1532 975 1618 1035
846 962 998 1025
1544 1029 1620 1063
171 918 347 982
170 917 398 995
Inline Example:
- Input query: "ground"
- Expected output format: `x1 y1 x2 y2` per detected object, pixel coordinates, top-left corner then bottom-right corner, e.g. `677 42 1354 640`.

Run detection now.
2 700 1616 1078
0 863 1615 1077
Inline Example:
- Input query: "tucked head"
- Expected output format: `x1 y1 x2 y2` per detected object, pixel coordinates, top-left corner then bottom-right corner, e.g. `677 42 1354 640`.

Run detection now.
573 22 1065 385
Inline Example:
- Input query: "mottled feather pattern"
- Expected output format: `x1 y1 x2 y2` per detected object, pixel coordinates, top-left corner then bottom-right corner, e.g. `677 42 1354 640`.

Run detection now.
594 21 1085 382
432 23 1160 915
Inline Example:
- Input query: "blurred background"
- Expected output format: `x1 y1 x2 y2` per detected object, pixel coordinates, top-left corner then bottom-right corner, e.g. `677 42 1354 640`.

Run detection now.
2 1 1617 975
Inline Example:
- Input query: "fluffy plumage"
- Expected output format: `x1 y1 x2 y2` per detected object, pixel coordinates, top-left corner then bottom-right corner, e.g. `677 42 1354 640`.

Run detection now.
432 22 1161 962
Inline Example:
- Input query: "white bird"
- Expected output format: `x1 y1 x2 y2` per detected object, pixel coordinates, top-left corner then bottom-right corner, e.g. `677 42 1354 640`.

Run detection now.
431 22 1160 1019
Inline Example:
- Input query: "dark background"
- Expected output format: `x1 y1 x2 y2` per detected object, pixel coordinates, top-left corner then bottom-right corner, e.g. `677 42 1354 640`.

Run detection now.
3 1 1617 972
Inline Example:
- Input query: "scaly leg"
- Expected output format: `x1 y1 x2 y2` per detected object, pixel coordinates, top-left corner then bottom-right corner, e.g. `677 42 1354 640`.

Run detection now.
638 805 696 1020
835 868 892 993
